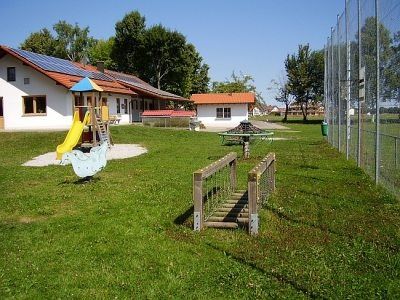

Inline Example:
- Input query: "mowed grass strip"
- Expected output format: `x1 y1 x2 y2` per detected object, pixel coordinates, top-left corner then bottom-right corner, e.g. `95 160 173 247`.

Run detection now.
0 124 399 298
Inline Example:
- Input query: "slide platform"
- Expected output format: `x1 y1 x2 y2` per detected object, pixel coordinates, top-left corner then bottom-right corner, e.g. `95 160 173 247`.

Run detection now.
56 111 90 160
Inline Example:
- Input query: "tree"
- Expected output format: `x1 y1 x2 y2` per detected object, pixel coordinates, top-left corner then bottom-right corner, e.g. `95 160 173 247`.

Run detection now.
87 38 116 69
20 21 96 62
20 28 57 56
268 77 293 122
112 11 146 74
285 44 324 122
53 21 96 62
211 72 263 102
112 11 209 97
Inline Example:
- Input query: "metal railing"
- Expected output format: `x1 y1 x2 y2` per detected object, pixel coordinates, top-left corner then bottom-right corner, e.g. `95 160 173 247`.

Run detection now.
193 152 237 231
248 153 276 235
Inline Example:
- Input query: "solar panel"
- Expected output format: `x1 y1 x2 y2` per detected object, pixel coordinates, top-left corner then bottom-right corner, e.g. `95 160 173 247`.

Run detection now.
11 48 113 82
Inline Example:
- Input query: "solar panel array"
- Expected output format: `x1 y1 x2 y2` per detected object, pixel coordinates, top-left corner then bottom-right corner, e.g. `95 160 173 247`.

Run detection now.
109 71 182 98
11 48 113 82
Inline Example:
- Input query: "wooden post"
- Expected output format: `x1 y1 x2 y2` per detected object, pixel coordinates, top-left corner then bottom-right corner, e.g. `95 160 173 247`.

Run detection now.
272 154 276 192
230 158 237 192
248 172 258 235
193 172 203 231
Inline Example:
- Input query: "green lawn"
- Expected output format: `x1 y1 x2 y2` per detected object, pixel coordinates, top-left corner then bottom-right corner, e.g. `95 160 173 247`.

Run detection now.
1 124 399 298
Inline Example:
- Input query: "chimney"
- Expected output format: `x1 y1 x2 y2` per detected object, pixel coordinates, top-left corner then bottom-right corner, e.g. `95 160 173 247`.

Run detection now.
97 61 105 73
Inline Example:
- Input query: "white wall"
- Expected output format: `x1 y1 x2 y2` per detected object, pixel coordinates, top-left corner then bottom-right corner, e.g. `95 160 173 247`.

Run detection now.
197 104 249 128
0 54 72 130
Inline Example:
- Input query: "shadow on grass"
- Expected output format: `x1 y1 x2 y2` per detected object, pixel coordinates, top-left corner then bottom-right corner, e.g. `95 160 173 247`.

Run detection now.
206 242 324 299
59 176 100 185
174 205 193 226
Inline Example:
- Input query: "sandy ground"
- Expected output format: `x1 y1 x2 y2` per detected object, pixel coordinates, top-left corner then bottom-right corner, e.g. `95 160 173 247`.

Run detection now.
22 144 147 167
201 120 289 132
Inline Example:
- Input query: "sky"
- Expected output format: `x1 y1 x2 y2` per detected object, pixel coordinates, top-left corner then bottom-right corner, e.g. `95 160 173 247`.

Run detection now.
0 0 344 105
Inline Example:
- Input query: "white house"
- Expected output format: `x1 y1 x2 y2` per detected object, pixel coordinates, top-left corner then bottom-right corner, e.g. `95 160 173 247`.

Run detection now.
190 93 255 128
0 45 188 130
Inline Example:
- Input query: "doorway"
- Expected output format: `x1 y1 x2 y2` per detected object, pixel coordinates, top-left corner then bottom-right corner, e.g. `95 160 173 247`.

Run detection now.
0 97 4 129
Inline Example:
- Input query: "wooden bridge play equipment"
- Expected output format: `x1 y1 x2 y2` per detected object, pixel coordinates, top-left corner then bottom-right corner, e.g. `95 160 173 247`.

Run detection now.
193 152 276 235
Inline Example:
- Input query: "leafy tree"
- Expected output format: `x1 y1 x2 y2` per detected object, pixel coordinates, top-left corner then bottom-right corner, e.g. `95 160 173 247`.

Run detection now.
53 21 95 62
285 44 324 122
20 28 57 56
211 72 262 102
87 38 116 69
112 11 146 74
112 11 209 97
20 21 96 62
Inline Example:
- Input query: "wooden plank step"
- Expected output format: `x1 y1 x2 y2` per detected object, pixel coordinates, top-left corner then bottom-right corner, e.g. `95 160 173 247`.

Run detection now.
221 203 248 208
225 199 248 204
204 222 239 229
212 211 249 218
216 207 249 213
207 216 249 223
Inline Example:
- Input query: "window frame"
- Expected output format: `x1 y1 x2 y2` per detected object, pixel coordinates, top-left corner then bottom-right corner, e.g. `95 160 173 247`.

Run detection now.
124 99 128 114
7 67 16 82
116 98 121 114
22 95 47 116
216 107 231 119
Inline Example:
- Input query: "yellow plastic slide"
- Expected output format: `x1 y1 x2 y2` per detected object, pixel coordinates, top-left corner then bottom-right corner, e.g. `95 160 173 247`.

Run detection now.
56 111 90 160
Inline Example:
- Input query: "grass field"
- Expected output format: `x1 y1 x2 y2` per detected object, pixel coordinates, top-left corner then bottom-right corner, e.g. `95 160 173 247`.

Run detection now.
1 123 400 298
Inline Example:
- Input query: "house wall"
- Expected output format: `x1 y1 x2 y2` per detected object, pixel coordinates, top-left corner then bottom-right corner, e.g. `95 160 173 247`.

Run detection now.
197 104 248 128
0 54 72 130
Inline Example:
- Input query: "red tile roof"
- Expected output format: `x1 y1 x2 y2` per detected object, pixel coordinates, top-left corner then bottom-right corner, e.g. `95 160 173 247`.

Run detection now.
191 93 255 105
141 110 195 117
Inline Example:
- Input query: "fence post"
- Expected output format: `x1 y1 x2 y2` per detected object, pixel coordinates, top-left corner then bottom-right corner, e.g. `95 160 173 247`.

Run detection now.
331 27 335 147
271 154 276 193
248 172 258 235
375 0 381 184
345 0 351 160
193 172 203 231
337 14 342 152
230 157 237 192
395 138 398 169
357 0 362 167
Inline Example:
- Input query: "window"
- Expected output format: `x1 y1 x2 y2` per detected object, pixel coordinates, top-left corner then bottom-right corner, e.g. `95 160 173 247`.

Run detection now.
101 97 107 106
23 96 46 115
124 99 128 114
7 67 16 82
224 107 231 118
86 96 92 107
216 107 223 118
24 78 30 85
116 98 120 114
216 107 231 119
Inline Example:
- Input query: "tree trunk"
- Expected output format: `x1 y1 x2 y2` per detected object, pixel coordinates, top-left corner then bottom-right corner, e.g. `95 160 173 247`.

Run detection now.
283 103 289 122
300 102 307 122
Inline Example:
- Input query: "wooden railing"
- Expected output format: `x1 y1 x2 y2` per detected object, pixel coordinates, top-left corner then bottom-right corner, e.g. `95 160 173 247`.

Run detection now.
193 152 237 231
248 153 276 235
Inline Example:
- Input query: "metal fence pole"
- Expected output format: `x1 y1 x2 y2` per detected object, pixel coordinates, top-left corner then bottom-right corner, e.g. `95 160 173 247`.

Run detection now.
357 0 362 167
345 0 351 160
331 27 335 146
337 15 341 151
375 0 380 183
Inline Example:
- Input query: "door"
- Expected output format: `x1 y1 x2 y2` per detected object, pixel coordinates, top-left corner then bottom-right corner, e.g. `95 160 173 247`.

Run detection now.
0 97 4 129
131 99 141 122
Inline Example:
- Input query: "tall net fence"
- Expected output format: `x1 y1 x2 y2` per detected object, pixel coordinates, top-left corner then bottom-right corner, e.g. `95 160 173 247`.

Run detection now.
325 0 400 198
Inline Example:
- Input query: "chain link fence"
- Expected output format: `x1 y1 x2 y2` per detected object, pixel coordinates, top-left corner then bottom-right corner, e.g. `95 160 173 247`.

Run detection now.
325 0 400 198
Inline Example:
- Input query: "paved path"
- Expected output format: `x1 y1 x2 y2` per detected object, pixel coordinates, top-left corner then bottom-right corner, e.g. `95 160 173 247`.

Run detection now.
201 121 289 132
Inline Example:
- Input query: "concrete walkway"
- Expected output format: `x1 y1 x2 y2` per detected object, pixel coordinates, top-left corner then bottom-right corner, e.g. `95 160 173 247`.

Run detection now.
201 120 289 132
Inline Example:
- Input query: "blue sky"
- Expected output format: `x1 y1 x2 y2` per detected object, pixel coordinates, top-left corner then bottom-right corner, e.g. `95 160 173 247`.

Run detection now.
0 0 344 105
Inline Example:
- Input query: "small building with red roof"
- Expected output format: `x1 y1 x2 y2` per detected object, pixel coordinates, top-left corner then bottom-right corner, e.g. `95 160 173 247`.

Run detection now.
190 92 255 128
0 45 190 130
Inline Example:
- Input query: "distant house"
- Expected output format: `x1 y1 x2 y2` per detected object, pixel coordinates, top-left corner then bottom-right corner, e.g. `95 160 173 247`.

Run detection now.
191 92 255 128
250 102 271 116
287 103 324 116
0 45 189 130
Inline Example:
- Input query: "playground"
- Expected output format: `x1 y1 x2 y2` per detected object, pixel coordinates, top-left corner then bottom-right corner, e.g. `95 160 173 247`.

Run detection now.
1 122 399 298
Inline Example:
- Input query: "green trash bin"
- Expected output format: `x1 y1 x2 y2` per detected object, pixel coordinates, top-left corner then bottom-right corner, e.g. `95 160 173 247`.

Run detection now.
321 122 328 137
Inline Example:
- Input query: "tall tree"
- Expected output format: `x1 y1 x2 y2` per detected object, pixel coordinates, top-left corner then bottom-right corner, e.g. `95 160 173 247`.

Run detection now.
285 44 324 122
112 11 146 74
87 38 116 69
53 21 95 62
20 28 57 56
